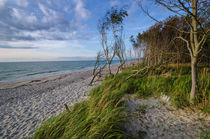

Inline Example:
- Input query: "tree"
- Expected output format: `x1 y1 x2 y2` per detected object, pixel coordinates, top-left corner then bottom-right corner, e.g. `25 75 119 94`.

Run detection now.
132 16 191 66
130 33 146 62
115 35 126 76
98 7 128 75
139 0 209 102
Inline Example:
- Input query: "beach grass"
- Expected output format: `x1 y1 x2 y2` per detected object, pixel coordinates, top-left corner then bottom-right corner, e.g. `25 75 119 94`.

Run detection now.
33 63 210 138
33 72 131 138
123 64 210 111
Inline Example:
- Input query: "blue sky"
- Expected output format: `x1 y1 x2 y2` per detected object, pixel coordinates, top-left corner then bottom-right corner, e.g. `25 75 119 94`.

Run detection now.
0 0 173 62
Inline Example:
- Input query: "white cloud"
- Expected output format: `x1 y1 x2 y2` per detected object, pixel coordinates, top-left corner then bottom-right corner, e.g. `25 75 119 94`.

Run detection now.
64 6 71 13
10 8 39 29
26 14 38 24
46 0 52 6
73 0 90 20
0 38 85 49
0 0 6 7
38 3 49 16
0 48 58 61
38 2 59 17
16 0 28 8
0 39 95 62
0 0 94 62
12 8 36 23
109 0 120 7
12 8 22 20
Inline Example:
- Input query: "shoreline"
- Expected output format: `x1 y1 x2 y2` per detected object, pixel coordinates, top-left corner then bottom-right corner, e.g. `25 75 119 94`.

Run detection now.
0 68 94 90
0 61 123 90
0 65 118 138
0 60 122 86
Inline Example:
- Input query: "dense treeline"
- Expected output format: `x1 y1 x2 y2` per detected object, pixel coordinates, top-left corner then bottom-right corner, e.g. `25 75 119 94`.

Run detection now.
130 16 210 66
132 0 209 102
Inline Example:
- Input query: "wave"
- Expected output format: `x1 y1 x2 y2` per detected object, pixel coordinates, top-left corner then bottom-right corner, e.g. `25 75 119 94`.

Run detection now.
0 69 24 74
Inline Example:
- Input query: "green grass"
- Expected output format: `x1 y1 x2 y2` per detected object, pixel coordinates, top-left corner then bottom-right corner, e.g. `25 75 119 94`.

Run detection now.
125 64 210 110
33 72 132 139
33 64 210 139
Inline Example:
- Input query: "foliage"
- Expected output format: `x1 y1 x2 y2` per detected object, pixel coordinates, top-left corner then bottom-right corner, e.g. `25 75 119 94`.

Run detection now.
130 15 210 66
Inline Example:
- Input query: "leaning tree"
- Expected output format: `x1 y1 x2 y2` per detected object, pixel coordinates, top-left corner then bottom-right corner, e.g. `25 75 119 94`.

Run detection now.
98 7 128 75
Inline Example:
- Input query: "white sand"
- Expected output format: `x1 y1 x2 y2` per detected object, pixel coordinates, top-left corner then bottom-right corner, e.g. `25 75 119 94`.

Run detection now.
0 68 104 138
125 94 210 138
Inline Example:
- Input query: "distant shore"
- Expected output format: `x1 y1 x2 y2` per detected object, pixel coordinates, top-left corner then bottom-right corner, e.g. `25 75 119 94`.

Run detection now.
0 65 119 138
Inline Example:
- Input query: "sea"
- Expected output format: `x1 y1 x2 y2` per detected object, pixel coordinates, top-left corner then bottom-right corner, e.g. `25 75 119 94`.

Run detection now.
0 60 120 84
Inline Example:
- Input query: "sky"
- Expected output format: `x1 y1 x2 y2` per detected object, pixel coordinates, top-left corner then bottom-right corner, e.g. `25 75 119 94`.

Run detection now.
0 0 173 62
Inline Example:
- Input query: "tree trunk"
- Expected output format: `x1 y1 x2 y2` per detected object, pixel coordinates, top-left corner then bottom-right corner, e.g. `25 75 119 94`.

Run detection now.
108 63 111 75
190 56 198 103
190 0 199 103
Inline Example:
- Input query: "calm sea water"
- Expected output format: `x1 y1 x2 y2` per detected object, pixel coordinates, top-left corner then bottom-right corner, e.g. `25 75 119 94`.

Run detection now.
0 60 119 84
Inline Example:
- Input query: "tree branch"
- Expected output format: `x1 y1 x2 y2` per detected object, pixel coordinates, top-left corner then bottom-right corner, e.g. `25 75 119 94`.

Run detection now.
138 1 190 34
176 36 193 57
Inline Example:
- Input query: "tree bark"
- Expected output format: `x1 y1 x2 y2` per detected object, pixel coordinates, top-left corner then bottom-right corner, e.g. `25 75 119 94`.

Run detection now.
108 63 111 74
190 0 199 103
190 56 198 103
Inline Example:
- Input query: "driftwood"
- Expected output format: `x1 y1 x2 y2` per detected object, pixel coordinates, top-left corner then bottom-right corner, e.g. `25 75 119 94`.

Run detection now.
89 52 107 86
126 61 170 80
126 65 150 80
114 62 125 79
89 64 106 86
64 104 70 112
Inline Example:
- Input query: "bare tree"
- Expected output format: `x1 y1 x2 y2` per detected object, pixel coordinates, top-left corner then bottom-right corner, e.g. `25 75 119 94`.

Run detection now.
98 21 115 75
115 36 126 76
139 0 209 102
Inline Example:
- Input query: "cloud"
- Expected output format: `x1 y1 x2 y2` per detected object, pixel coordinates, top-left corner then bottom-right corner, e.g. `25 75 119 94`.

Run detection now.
109 0 120 7
0 48 59 62
38 3 49 16
16 0 28 8
73 0 90 20
130 25 151 31
0 40 71 49
0 45 37 49
0 0 91 47
0 0 7 7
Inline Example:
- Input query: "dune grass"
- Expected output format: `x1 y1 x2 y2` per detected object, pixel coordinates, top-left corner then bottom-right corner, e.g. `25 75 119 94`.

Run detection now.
123 64 210 111
33 64 210 139
33 72 131 139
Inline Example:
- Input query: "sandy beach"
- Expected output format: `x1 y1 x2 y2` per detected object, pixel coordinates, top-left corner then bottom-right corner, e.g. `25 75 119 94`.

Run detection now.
0 67 113 138
1 62 209 139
